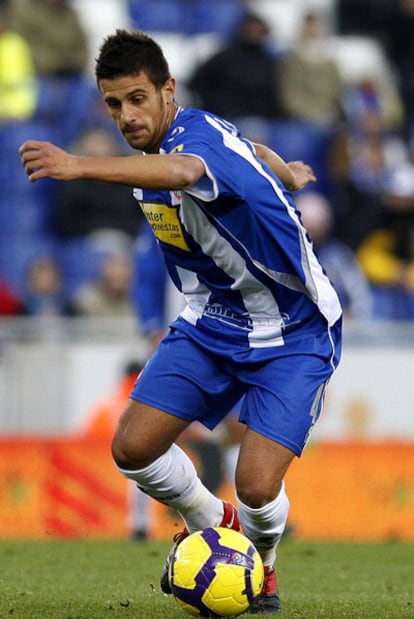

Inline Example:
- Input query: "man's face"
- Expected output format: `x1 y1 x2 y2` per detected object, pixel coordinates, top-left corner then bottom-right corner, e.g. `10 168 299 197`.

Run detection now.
99 72 176 153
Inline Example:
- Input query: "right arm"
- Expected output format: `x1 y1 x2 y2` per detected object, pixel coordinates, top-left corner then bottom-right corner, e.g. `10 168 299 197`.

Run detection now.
19 140 205 190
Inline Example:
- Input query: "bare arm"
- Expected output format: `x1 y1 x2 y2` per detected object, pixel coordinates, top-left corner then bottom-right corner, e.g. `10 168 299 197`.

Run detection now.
20 139 315 193
19 140 205 189
253 142 316 191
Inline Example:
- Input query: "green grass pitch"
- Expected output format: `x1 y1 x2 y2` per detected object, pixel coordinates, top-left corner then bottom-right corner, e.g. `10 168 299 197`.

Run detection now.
0 538 412 618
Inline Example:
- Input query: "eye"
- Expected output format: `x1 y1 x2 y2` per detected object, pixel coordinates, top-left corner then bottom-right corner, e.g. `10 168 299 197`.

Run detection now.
105 98 121 110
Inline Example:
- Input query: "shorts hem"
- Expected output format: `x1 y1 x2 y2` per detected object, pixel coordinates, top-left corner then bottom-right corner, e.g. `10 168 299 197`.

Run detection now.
129 393 214 428
243 421 302 457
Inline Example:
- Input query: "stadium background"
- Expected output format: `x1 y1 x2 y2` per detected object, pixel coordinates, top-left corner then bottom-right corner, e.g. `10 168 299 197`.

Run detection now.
0 0 413 541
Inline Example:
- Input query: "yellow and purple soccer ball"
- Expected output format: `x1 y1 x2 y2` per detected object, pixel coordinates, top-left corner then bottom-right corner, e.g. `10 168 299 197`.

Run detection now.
169 526 264 617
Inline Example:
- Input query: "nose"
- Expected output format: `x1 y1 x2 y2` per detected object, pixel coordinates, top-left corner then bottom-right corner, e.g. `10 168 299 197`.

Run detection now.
120 101 137 125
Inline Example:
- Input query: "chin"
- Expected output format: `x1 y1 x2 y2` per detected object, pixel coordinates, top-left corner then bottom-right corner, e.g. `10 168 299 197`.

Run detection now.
127 137 147 151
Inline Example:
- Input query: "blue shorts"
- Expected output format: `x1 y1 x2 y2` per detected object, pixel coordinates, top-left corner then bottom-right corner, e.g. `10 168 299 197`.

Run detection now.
130 318 341 456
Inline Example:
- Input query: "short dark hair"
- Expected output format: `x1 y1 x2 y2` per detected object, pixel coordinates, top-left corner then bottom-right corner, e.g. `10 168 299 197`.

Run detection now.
95 29 171 89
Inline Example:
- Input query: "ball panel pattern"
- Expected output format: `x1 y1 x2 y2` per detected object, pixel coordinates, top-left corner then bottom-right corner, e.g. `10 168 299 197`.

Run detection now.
170 527 264 617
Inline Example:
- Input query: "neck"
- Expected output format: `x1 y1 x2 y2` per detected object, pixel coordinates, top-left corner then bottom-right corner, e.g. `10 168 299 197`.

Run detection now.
148 101 178 154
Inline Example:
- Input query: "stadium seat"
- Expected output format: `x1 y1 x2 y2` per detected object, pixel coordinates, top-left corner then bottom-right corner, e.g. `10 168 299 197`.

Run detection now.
0 234 56 294
0 119 58 197
34 76 99 146
189 0 244 35
55 239 117 298
127 0 188 33
0 196 51 238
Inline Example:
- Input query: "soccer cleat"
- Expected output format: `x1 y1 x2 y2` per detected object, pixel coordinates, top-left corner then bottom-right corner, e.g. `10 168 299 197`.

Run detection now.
160 501 240 594
248 566 282 614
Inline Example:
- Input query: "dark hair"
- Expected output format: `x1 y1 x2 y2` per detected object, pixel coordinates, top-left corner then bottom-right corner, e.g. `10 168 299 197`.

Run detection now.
95 29 171 89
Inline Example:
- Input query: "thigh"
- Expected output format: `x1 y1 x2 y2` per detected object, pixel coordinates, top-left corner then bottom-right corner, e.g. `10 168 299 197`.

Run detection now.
239 350 335 457
130 328 244 429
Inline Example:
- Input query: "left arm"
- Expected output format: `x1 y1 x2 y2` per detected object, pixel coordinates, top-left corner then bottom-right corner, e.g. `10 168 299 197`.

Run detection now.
253 142 316 191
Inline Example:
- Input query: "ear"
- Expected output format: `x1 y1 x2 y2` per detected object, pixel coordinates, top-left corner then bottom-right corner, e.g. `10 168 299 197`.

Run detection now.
163 77 176 103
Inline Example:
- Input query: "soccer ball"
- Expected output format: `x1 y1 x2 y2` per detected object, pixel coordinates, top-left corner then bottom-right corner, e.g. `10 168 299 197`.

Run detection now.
169 526 264 617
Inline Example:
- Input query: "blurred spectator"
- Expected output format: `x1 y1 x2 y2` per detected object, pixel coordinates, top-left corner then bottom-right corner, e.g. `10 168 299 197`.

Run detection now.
278 11 343 127
52 127 144 249
342 74 404 137
330 80 409 250
336 0 388 37
187 12 283 123
9 0 94 144
0 274 24 315
336 0 414 137
70 251 135 318
22 255 72 316
384 0 414 141
336 0 414 140
0 5 38 121
80 358 150 540
296 192 373 321
357 163 414 320
9 0 89 78
82 359 143 440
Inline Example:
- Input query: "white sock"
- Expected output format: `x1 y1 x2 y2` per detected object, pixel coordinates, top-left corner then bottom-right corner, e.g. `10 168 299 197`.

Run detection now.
116 443 224 533
237 481 290 568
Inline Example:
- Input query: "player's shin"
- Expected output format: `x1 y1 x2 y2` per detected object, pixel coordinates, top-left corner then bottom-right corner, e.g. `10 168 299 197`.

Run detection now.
115 442 224 532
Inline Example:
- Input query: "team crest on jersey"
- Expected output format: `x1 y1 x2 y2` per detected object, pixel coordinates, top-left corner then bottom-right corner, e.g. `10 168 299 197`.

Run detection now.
141 202 191 251
170 143 184 153
170 190 182 205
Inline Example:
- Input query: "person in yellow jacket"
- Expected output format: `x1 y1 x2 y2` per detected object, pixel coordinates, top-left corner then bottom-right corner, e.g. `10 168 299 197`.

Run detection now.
0 8 38 121
357 164 414 320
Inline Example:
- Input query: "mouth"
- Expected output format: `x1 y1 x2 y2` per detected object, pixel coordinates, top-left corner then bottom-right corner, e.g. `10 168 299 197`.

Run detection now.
123 126 146 139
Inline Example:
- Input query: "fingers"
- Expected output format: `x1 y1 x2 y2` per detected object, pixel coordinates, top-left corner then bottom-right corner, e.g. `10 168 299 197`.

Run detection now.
19 140 43 155
292 160 316 178
287 160 317 188
20 149 41 182
19 141 50 182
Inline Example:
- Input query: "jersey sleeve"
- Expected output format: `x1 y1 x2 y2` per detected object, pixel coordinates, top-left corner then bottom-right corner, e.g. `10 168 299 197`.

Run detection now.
166 111 258 202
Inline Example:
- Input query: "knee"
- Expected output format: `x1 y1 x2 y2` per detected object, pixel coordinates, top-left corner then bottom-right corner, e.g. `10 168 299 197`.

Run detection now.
236 480 282 509
111 425 154 470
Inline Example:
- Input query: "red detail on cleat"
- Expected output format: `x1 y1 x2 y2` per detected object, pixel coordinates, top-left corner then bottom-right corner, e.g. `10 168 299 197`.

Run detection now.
261 566 278 596
172 500 239 543
220 501 240 532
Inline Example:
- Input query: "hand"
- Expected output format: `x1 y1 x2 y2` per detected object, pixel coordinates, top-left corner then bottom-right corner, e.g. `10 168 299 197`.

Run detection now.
286 160 317 191
19 140 79 182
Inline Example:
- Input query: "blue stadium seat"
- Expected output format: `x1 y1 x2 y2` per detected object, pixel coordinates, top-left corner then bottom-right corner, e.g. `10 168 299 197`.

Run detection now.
128 0 188 33
189 0 244 35
34 76 99 146
0 197 49 237
0 234 56 294
55 239 115 298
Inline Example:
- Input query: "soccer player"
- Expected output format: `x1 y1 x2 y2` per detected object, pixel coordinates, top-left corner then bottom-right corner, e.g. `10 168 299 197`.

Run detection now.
20 30 342 613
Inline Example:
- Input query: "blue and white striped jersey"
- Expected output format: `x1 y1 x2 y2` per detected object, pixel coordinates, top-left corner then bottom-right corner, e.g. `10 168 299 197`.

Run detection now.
133 107 342 348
